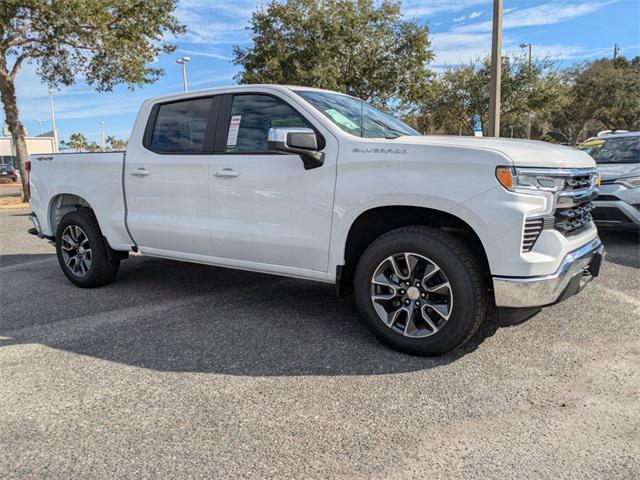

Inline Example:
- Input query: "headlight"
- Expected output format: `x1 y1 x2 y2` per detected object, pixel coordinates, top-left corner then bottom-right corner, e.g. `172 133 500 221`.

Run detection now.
495 167 566 193
615 176 640 189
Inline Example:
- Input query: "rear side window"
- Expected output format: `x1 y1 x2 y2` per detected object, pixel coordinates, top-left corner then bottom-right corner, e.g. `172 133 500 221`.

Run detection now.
226 95 310 153
149 97 213 153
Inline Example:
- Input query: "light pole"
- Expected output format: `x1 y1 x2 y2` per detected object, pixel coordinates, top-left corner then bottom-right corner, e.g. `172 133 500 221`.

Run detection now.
520 43 533 139
99 120 105 149
488 0 503 137
35 118 46 134
48 89 59 152
176 56 191 92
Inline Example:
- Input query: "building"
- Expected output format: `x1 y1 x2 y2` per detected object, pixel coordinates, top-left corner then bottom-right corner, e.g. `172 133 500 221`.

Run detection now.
0 127 58 166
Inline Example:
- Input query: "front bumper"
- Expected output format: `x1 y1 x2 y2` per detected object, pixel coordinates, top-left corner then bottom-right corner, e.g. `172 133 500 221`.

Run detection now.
493 237 604 308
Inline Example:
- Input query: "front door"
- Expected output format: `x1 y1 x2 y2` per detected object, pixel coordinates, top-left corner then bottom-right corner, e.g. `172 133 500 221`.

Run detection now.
209 93 336 272
125 96 218 256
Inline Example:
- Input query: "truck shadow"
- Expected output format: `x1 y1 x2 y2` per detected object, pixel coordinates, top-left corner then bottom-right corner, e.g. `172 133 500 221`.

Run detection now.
2 253 502 376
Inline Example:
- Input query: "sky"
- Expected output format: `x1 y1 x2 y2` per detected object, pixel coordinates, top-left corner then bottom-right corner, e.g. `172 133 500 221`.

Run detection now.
4 0 640 144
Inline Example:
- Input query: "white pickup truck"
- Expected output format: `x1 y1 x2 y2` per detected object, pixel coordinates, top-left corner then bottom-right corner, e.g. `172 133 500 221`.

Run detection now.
27 85 604 355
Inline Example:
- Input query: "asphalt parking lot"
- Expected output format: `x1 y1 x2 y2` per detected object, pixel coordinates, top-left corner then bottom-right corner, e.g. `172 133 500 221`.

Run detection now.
1 208 639 479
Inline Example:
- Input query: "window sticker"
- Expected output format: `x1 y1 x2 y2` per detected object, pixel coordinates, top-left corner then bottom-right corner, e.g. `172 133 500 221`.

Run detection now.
325 108 360 130
226 115 242 146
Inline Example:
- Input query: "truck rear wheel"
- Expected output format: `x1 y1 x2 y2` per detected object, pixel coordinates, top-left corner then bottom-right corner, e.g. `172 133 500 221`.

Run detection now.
55 208 120 288
354 226 487 356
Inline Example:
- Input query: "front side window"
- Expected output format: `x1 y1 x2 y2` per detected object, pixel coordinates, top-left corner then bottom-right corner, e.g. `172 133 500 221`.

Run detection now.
150 97 213 153
225 95 310 152
578 136 640 164
295 90 419 139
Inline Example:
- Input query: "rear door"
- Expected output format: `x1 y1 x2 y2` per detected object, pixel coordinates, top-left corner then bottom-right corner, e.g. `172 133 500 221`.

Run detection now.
125 95 220 256
209 92 337 271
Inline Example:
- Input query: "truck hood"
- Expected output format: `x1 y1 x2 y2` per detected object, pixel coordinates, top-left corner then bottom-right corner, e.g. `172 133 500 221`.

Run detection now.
397 135 595 169
596 163 640 181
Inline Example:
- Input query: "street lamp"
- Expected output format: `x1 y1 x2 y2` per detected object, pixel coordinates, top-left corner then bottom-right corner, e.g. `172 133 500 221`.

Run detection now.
48 89 59 152
176 56 191 92
519 43 532 69
35 118 46 134
99 120 105 149
520 43 533 139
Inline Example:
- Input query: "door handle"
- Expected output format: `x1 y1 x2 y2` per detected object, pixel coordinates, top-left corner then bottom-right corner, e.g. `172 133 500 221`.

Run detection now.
214 168 239 178
130 168 150 177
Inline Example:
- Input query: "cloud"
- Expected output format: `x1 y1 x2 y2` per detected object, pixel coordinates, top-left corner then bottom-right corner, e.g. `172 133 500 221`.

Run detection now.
452 10 483 23
429 0 622 67
455 1 619 33
430 31 493 65
402 0 490 17
177 49 233 61
175 0 255 45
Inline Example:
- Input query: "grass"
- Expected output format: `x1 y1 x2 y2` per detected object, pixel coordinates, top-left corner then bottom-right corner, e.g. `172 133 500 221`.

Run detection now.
0 196 29 209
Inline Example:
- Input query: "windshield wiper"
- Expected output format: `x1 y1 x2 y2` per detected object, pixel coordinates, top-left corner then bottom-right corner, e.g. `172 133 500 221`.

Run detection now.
368 117 405 139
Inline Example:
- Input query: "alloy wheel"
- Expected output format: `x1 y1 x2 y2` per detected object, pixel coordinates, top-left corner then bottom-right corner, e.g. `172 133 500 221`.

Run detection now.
370 252 453 338
60 225 92 277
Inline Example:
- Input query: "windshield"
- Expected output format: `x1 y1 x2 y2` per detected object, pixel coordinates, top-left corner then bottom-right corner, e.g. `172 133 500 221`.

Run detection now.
294 90 419 139
578 136 640 164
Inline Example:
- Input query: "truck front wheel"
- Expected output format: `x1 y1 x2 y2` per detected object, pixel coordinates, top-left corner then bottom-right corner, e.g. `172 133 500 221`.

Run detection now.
354 226 487 356
55 209 120 288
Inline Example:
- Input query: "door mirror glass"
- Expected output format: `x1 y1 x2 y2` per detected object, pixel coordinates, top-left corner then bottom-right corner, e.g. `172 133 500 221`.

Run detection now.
268 127 324 170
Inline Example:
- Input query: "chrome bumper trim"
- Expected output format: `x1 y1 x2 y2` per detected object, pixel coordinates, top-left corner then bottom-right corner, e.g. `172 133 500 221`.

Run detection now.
493 237 604 308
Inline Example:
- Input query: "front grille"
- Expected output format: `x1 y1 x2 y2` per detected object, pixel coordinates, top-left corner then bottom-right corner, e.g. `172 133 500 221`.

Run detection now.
555 201 594 235
564 174 592 190
522 218 543 252
552 169 599 236
521 169 598 251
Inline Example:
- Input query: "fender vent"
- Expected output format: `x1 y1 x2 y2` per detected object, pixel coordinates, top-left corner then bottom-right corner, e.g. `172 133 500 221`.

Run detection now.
522 218 544 252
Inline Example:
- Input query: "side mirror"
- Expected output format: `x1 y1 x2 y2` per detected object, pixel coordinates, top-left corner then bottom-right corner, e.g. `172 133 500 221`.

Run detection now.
267 127 325 170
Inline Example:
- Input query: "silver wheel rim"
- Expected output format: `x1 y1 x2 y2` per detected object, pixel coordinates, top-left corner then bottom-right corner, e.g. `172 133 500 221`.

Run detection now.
61 225 92 277
370 252 453 338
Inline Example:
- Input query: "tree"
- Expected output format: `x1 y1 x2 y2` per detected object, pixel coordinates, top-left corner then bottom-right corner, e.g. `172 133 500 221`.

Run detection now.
61 133 127 152
105 135 127 151
233 0 432 108
413 55 563 138
549 56 640 143
60 133 90 152
0 1 184 200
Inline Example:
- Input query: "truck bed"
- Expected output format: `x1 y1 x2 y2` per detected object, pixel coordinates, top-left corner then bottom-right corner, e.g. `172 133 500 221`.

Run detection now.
28 151 134 250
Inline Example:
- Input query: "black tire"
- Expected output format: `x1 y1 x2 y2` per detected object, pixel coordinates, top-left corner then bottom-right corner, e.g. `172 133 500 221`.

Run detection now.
55 208 120 288
354 226 487 356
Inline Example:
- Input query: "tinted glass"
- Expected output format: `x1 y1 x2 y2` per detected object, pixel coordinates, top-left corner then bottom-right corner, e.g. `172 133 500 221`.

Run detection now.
295 90 419 139
150 97 213 153
578 136 640 164
226 95 309 152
